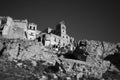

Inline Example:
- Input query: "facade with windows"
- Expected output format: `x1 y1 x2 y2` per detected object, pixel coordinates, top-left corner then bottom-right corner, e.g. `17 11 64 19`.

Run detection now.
27 23 38 40
42 21 74 49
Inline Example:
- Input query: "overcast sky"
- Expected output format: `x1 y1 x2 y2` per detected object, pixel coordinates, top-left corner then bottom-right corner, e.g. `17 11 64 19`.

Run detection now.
0 0 120 43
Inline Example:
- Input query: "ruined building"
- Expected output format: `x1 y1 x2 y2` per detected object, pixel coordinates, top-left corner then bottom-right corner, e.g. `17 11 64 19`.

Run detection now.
0 16 40 40
41 21 74 50
0 16 74 50
1 16 119 80
27 23 40 40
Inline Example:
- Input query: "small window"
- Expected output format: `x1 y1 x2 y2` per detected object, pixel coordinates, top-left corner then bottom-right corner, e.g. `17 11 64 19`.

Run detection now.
66 36 68 39
29 26 32 29
33 26 35 30
62 26 65 29
43 34 45 38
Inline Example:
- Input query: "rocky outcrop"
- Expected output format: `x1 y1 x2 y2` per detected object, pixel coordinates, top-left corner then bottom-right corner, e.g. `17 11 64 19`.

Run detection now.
0 39 59 66
61 40 120 79
0 39 120 80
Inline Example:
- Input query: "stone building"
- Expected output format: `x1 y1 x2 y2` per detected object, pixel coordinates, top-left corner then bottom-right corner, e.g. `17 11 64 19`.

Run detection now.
42 21 74 50
13 19 28 39
0 16 28 39
0 16 74 50
27 23 40 40
0 16 39 40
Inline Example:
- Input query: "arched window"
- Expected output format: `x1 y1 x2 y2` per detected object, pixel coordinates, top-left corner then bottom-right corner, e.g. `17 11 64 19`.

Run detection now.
29 26 32 29
62 26 65 29
33 26 36 30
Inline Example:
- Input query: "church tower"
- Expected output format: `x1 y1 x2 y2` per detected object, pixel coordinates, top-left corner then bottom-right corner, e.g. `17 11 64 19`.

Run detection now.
55 21 66 39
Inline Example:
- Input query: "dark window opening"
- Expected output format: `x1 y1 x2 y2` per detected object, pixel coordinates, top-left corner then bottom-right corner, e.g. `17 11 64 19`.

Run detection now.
0 25 4 30
66 36 68 39
37 37 41 42
29 26 32 29
24 31 27 38
62 26 65 29
53 45 58 48
33 26 35 30
42 35 46 45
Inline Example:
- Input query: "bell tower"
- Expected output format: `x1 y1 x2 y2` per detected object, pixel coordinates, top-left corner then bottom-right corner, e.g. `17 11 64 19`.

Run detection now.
60 21 66 38
55 21 66 39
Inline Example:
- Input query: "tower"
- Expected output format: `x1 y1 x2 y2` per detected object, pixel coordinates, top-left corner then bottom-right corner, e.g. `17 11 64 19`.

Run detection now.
55 21 66 38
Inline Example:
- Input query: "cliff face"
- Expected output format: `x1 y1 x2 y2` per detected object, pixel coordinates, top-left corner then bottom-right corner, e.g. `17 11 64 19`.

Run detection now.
0 39 120 80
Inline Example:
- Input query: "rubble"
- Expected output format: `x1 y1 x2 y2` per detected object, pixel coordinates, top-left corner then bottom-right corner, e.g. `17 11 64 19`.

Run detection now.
0 37 120 80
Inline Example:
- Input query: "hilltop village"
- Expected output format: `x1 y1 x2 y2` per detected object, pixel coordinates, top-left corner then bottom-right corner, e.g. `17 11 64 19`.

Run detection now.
0 16 74 51
0 16 120 80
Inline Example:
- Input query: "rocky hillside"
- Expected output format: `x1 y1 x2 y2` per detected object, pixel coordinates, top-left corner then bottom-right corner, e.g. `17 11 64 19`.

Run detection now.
0 39 120 80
